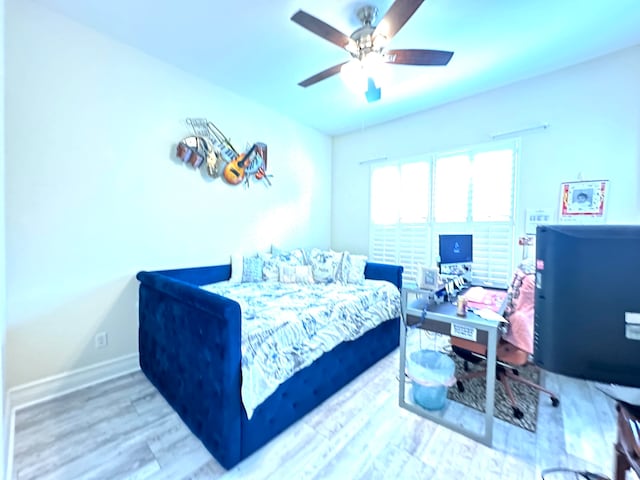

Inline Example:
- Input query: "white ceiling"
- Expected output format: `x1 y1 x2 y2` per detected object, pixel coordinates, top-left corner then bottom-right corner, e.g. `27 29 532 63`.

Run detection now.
33 0 640 136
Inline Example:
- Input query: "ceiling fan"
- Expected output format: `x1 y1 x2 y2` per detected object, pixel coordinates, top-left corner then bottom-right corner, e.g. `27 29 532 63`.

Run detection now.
291 0 453 97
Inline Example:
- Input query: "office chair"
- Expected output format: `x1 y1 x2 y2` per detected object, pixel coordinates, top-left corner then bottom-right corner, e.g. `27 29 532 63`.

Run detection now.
452 263 560 419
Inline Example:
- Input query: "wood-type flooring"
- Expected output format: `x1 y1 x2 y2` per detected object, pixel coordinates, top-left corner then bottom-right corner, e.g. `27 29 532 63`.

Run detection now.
11 349 639 480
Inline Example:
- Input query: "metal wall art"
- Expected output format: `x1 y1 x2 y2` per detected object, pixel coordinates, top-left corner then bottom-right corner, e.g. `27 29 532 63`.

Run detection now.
175 118 272 187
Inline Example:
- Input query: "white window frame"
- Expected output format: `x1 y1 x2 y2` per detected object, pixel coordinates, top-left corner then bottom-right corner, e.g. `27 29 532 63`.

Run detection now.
368 140 518 287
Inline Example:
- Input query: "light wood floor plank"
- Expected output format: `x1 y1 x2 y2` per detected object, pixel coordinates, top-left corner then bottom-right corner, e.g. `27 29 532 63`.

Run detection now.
220 420 319 480
11 349 629 480
304 395 400 479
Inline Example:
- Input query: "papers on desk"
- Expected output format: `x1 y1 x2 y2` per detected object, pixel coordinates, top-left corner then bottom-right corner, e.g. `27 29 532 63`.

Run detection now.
465 286 490 303
465 286 509 315
472 308 508 323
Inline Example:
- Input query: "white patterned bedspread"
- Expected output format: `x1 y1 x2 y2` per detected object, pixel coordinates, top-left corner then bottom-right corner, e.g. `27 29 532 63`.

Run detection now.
200 280 401 419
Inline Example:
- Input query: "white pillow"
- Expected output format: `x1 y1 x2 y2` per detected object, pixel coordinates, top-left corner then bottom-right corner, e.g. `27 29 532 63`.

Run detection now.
229 254 243 283
308 248 343 284
344 253 367 284
242 254 264 283
262 248 306 281
279 264 314 284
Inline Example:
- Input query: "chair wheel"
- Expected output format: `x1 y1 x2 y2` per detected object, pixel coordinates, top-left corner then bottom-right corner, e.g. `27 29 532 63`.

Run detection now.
456 380 465 392
551 397 560 407
463 360 470 371
513 407 524 419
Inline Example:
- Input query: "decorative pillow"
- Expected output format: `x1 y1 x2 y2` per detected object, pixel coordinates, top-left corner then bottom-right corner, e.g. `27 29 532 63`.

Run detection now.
261 253 280 281
271 245 306 260
242 254 264 283
307 248 343 284
343 253 368 284
277 247 307 265
279 264 314 284
262 248 306 281
229 253 243 284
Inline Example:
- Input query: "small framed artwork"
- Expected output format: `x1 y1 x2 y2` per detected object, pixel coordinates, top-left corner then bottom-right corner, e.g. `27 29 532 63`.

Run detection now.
417 266 440 290
559 180 609 223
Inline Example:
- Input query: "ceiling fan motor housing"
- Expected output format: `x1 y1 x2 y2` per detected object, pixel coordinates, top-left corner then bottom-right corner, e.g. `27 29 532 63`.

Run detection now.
351 6 386 59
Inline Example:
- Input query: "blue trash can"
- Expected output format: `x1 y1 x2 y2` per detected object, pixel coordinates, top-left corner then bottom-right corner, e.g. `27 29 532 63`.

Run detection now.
406 349 456 410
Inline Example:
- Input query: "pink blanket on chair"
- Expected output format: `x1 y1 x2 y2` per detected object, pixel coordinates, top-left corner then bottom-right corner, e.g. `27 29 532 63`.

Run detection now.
502 264 536 354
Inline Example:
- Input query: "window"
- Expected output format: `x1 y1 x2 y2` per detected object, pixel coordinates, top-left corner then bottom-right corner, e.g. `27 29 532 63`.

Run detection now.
370 160 430 284
369 141 517 287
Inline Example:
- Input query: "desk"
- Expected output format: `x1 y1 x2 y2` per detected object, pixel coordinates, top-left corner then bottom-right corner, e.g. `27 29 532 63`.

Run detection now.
399 285 502 447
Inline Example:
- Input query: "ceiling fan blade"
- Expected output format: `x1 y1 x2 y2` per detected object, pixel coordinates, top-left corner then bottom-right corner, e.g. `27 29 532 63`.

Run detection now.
298 62 348 87
291 10 355 50
385 49 453 66
374 0 425 40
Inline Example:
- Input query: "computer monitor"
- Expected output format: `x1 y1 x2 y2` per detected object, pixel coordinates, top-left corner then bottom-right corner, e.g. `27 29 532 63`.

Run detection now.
438 234 473 265
534 224 640 387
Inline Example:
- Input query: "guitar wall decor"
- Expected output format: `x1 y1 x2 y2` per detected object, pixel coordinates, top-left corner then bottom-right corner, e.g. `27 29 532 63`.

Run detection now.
175 118 272 187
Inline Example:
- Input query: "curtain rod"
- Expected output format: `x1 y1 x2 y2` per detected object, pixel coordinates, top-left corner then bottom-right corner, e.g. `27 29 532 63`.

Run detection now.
358 156 388 165
490 123 549 140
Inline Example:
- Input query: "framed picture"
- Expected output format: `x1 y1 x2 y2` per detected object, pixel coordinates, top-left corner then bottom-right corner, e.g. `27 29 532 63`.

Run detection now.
559 180 609 224
525 208 553 235
417 266 440 290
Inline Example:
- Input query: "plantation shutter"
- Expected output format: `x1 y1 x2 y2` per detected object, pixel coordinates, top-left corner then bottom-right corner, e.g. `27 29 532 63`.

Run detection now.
470 149 516 286
468 224 514 287
369 161 431 284
369 141 517 287
432 148 515 287
433 154 471 223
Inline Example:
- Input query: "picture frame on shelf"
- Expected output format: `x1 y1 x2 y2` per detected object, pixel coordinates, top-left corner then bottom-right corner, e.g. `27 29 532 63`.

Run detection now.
417 266 440 290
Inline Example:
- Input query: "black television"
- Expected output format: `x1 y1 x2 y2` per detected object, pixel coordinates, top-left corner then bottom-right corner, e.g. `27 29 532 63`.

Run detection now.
534 224 640 387
438 234 473 265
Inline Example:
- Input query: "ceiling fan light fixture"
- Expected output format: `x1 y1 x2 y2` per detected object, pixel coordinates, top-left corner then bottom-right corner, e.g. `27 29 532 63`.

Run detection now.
363 52 391 88
341 51 391 97
362 51 385 70
340 59 368 94
372 34 388 50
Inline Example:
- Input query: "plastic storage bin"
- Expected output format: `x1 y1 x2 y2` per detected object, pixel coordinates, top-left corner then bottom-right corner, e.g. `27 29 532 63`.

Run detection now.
406 349 456 410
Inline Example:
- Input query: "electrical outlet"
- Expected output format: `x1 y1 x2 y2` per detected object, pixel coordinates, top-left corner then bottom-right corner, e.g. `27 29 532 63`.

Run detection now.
94 332 108 349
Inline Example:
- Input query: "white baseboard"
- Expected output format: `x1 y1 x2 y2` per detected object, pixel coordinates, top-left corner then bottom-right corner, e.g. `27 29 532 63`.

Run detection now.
5 410 13 480
8 353 140 412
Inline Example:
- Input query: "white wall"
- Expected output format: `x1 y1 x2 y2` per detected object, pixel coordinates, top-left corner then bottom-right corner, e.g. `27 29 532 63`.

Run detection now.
331 45 640 254
5 0 332 388
1 0 7 475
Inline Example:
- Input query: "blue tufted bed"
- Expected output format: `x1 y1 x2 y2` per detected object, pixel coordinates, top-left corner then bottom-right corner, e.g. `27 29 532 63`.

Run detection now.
136 261 403 469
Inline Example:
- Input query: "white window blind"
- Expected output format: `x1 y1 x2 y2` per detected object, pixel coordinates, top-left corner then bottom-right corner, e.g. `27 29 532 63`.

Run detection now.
471 149 514 222
433 154 471 223
369 141 517 287
369 161 431 284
